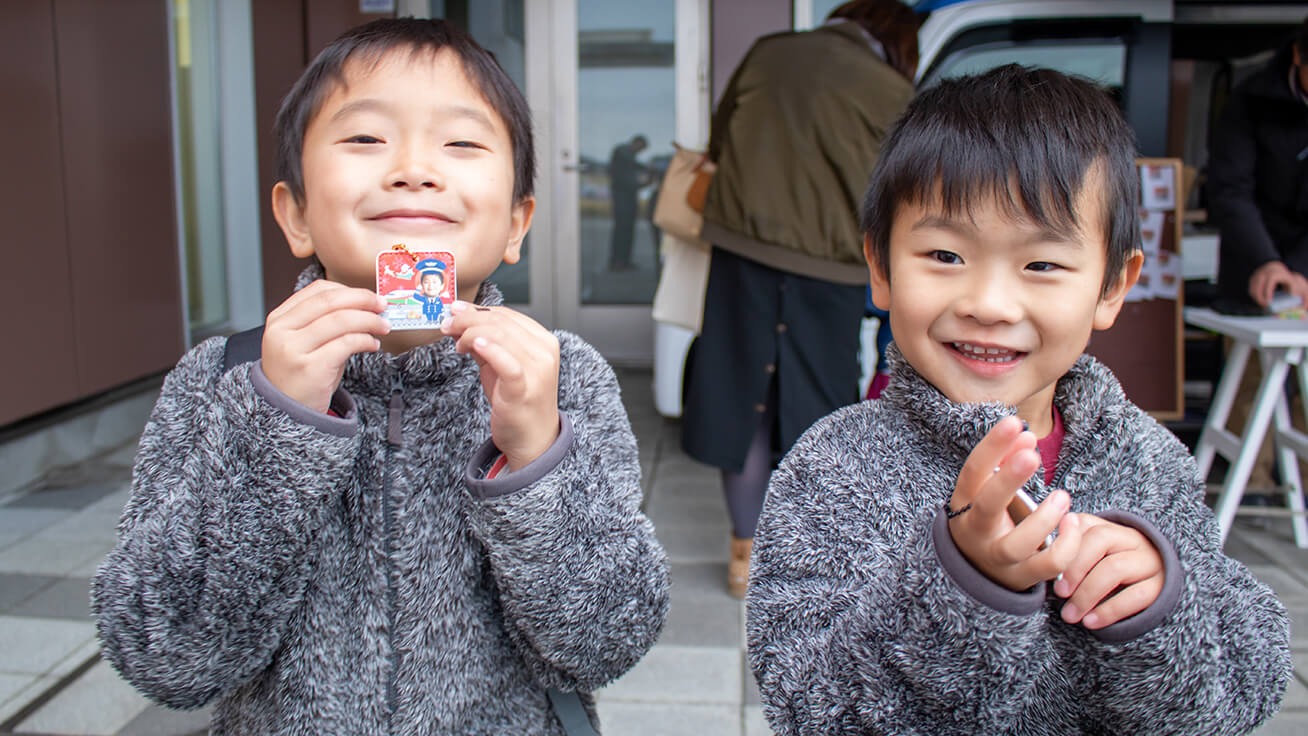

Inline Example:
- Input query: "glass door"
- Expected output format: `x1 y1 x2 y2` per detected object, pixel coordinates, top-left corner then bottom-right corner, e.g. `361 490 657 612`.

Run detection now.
524 0 708 363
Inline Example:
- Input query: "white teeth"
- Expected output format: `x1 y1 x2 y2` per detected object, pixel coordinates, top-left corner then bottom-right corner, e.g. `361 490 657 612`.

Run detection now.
952 342 1018 363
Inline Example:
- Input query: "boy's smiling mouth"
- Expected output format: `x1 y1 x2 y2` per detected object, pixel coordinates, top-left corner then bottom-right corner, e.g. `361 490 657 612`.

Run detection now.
369 208 457 228
948 341 1026 372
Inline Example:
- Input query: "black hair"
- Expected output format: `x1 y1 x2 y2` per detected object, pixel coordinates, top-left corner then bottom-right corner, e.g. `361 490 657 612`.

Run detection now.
1298 15 1308 55
274 18 535 205
861 65 1139 295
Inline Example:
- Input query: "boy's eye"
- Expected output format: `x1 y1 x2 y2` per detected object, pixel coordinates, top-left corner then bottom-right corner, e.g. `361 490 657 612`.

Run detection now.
343 135 382 144
930 250 963 265
1025 261 1062 272
447 140 486 150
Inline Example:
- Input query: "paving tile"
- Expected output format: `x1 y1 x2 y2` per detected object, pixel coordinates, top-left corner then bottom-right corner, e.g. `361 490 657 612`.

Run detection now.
1247 566 1308 604
1254 711 1308 736
1280 672 1308 710
102 443 141 470
10 577 93 620
0 574 59 615
743 658 762 706
0 509 71 543
0 674 57 725
657 524 731 564
1235 524 1308 572
659 564 743 647
86 489 131 517
594 701 740 736
599 645 741 705
0 615 96 674
13 659 151 735
34 507 123 546
0 671 36 709
1288 609 1308 650
745 704 775 736
6 483 122 511
0 534 114 577
116 702 212 736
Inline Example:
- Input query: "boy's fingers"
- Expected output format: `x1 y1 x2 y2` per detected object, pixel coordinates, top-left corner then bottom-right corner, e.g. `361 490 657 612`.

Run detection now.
312 332 383 365
1081 576 1164 629
970 446 1040 517
1061 548 1158 624
296 311 391 353
1055 521 1136 596
994 490 1069 564
464 335 526 384
953 417 1027 506
278 287 386 331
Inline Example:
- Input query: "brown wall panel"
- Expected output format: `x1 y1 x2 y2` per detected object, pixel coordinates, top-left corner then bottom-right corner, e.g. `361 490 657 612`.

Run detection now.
711 0 791 105
53 0 183 397
0 0 80 425
253 0 310 311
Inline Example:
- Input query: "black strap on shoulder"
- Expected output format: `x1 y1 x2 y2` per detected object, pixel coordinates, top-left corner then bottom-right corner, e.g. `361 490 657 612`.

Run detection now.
223 325 265 373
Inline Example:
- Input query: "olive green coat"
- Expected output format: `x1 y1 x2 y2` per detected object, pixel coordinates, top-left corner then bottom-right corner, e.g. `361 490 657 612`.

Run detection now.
703 21 914 285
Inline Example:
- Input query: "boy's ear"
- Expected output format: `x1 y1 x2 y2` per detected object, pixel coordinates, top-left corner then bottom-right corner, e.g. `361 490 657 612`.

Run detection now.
864 234 892 311
500 196 536 265
272 182 315 259
1093 250 1145 330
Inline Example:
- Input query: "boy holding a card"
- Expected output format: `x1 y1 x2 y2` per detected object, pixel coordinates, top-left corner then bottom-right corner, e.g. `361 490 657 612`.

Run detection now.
92 18 668 735
746 66 1290 734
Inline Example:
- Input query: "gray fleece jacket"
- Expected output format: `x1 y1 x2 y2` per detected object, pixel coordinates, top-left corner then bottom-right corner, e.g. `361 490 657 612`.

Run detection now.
747 345 1290 735
91 271 669 735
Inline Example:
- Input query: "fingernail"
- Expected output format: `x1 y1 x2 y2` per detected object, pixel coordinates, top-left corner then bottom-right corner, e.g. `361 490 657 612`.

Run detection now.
451 300 469 313
474 336 488 349
1062 603 1080 622
1082 612 1100 628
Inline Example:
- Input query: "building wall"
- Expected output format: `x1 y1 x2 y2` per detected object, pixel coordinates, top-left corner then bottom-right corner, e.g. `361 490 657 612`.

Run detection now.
0 0 181 426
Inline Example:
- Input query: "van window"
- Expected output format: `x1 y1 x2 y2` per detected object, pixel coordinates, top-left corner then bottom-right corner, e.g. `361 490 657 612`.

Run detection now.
922 40 1127 95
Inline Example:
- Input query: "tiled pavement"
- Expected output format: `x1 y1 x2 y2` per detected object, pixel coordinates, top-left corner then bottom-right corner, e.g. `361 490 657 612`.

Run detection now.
2 369 1308 735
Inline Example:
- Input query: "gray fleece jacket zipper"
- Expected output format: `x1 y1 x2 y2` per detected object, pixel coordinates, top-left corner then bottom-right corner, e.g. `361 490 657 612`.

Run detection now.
385 367 402 730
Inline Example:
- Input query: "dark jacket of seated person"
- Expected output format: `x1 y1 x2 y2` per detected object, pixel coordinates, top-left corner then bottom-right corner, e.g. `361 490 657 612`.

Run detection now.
1209 41 1308 306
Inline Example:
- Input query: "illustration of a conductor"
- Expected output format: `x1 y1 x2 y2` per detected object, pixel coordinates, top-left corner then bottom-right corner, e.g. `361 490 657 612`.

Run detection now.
412 258 447 325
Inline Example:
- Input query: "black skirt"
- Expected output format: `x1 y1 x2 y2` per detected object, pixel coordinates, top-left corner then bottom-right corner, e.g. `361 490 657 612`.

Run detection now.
681 247 867 472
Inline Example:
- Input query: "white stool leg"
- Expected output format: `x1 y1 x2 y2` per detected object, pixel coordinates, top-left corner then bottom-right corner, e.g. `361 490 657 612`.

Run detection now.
1197 341 1252 479
1286 363 1308 548
1215 351 1290 545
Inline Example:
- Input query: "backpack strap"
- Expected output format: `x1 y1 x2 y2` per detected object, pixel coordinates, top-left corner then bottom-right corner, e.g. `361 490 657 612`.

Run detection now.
547 689 599 736
223 326 265 373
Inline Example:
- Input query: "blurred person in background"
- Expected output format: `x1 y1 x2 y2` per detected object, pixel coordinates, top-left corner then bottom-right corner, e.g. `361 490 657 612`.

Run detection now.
680 0 921 597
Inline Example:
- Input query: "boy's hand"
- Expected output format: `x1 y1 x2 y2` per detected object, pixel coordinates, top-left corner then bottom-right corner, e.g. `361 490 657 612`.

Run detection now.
1053 515 1165 630
443 301 560 471
260 280 389 413
947 417 1083 592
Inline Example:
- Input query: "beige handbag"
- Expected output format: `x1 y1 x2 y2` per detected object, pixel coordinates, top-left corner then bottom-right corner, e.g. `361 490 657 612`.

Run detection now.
652 232 712 333
652 144 715 333
652 144 716 246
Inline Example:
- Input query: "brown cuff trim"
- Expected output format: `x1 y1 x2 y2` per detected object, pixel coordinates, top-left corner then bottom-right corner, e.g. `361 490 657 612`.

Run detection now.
465 413 574 499
1086 510 1185 643
250 361 357 437
932 508 1046 616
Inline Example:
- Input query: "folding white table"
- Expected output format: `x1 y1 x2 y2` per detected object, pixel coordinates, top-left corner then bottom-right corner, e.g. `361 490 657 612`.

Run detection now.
1186 307 1308 547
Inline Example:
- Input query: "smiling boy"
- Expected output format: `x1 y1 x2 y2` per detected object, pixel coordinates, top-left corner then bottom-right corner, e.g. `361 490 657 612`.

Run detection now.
92 19 667 735
746 66 1290 734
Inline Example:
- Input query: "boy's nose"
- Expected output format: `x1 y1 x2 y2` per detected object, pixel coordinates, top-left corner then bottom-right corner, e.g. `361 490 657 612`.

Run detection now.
956 272 1023 325
387 155 443 190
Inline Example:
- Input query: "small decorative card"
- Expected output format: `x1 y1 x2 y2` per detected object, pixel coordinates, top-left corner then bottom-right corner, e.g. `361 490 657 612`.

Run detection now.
376 245 456 331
